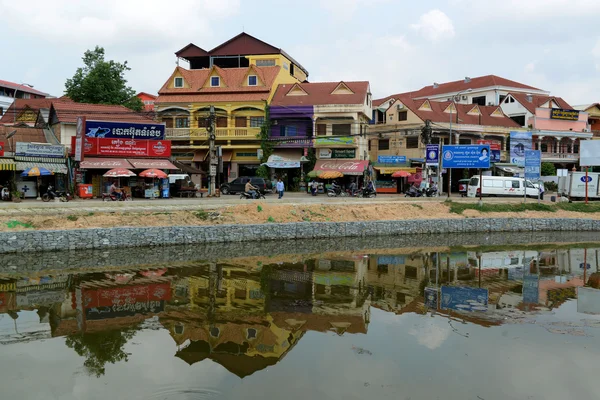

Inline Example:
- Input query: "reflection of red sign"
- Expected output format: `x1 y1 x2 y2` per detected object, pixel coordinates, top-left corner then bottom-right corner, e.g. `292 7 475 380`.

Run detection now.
0 292 16 312
477 140 501 150
0 141 4 157
82 283 171 309
71 137 171 157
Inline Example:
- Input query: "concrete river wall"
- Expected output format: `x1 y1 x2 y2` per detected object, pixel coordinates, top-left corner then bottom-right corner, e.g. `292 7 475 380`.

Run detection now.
1 218 599 255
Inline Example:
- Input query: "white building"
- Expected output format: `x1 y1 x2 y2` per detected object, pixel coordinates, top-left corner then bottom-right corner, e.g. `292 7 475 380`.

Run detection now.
0 80 49 117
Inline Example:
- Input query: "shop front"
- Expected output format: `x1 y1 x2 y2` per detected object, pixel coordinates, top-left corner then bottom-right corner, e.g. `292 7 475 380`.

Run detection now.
311 159 369 190
229 149 260 180
73 136 174 198
373 166 417 194
14 142 68 199
264 149 308 190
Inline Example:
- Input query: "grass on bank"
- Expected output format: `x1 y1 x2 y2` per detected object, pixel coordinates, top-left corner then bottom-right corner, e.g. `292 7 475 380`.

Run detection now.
447 200 600 214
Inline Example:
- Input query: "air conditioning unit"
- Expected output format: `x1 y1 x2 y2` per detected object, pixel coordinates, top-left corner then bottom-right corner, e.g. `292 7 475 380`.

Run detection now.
488 102 493 106
462 96 468 100
396 104 404 110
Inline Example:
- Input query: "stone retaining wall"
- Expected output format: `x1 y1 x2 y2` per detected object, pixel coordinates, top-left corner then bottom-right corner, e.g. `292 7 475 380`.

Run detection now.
1 218 598 254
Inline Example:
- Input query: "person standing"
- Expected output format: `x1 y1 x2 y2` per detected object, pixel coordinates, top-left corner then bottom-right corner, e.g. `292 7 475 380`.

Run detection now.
276 178 285 199
311 180 318 196
539 181 545 200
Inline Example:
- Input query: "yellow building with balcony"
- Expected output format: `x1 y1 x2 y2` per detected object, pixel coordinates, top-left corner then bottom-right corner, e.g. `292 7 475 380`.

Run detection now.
155 33 308 180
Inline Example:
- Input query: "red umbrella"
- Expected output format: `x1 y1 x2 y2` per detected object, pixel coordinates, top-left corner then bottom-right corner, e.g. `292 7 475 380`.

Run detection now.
139 169 168 178
392 170 412 178
103 168 136 178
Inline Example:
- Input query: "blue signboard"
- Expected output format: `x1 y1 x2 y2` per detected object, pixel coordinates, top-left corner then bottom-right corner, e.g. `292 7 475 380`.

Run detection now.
377 255 406 265
85 120 165 140
441 145 491 169
490 150 501 163
441 286 488 312
522 274 539 304
524 150 541 180
426 144 439 166
510 131 532 167
377 155 406 164
424 287 439 309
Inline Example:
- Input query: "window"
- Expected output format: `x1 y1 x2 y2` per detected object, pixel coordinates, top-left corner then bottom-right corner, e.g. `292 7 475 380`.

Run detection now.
398 111 408 121
175 117 189 128
237 152 258 157
211 76 220 87
247 329 257 340
406 137 419 148
332 124 351 135
0 107 3 116
484 180 493 187
470 177 479 186
317 124 327 136
283 62 289 70
174 77 184 88
368 140 372 151
248 75 257 86
378 139 390 150
280 125 297 136
256 59 276 66
23 93 31 99
493 180 503 188
210 327 220 338
250 116 264 127
472 96 486 106
197 117 208 128
216 117 227 127
235 116 247 127
511 181 520 189
174 324 184 335
499 95 506 104
389 115 393 121
510 115 526 126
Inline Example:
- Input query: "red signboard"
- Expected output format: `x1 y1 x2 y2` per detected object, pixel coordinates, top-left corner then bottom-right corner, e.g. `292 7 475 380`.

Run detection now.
477 139 501 150
0 141 4 157
71 137 171 157
82 282 171 309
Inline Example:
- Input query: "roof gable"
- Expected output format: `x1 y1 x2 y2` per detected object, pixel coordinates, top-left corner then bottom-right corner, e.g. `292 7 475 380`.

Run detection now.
467 105 481 116
331 82 354 95
202 66 227 88
175 43 209 58
242 65 265 87
286 83 308 96
209 32 280 56
418 100 432 111
491 107 505 117
442 102 456 114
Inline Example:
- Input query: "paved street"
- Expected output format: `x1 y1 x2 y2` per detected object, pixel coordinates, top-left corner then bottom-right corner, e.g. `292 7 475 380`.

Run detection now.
0 192 549 217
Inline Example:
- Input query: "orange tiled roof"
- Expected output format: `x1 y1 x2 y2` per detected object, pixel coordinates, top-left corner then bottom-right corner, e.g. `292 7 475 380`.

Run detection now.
393 96 521 128
0 98 54 125
156 65 280 104
506 92 573 114
51 101 155 124
270 81 370 106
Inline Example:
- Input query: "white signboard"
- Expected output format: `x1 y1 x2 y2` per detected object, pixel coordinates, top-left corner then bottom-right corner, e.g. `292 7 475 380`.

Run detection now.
319 148 332 159
557 169 568 177
16 142 65 158
579 140 600 167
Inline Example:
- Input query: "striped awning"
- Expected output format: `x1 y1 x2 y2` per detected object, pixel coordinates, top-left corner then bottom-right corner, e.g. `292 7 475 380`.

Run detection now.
0 158 16 171
15 156 66 163
15 161 68 174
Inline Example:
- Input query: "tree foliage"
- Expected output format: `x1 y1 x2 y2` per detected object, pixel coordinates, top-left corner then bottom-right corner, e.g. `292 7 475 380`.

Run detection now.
65 46 143 112
541 162 556 176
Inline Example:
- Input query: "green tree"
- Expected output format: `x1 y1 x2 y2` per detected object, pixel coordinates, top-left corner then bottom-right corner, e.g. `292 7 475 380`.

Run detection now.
65 46 144 112
65 328 136 377
256 104 274 179
541 162 556 176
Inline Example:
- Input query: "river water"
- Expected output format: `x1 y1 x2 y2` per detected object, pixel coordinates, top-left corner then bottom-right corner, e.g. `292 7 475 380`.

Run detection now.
1 232 600 400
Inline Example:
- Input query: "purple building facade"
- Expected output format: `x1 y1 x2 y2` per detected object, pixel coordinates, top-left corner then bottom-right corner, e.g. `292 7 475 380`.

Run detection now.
269 106 313 148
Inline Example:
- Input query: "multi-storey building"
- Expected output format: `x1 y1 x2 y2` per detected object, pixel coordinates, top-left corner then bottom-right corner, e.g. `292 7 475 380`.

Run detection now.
0 80 49 117
269 81 372 186
155 33 308 181
136 92 157 112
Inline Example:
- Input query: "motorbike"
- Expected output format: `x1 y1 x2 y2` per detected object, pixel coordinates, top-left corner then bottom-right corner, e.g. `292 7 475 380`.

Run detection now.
424 187 438 197
357 188 376 198
240 191 266 200
42 185 71 202
327 187 348 197
102 191 132 201
405 186 423 198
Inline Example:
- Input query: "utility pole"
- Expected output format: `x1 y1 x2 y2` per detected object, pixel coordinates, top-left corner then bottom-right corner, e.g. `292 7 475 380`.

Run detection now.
207 106 216 196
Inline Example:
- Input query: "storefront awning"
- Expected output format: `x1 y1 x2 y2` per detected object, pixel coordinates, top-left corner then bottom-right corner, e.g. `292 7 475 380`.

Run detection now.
374 167 417 174
16 161 67 174
172 160 206 175
80 158 134 169
128 158 178 170
264 151 306 168
221 150 233 162
0 158 16 171
313 160 369 176
192 150 208 162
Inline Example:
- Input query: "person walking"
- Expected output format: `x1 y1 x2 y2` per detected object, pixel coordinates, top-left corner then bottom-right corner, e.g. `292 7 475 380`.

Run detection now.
276 178 285 199
311 180 318 196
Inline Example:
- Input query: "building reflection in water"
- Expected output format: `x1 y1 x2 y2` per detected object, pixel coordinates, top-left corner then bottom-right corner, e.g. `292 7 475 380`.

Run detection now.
1 245 600 377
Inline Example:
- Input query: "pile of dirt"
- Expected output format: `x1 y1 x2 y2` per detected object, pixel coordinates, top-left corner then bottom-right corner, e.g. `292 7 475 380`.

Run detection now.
0 202 597 232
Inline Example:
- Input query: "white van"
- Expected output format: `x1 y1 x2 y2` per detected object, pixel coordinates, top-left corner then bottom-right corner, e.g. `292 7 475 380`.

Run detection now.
558 172 600 200
467 176 538 198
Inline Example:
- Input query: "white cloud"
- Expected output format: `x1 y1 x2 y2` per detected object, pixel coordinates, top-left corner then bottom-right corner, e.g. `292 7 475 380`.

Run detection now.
410 9 455 42
408 319 451 350
524 62 536 73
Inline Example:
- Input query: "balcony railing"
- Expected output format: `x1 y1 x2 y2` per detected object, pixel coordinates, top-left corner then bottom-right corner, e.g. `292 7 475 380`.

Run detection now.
541 152 579 160
270 136 312 147
165 127 260 140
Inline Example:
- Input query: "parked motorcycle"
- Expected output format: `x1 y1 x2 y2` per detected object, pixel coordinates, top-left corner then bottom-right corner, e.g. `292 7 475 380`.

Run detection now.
239 191 266 200
42 185 71 202
357 188 376 198
102 191 132 201
424 187 438 197
405 186 423 198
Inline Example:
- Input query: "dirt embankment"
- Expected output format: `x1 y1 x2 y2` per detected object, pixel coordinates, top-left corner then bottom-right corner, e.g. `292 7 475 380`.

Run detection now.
0 202 599 232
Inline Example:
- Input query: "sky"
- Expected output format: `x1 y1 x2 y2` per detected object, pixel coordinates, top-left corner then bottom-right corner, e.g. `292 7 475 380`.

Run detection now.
1 0 599 104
